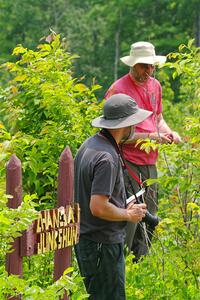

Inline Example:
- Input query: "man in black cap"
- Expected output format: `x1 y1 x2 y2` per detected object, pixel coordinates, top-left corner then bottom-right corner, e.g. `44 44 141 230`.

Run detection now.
74 94 152 300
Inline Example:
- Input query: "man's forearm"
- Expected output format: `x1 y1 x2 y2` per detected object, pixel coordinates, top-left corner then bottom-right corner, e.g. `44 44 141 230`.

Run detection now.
157 117 172 134
90 195 146 223
124 132 150 143
91 200 130 221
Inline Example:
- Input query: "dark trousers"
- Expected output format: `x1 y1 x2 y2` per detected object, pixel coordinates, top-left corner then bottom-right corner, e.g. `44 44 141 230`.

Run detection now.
124 161 158 261
74 236 126 300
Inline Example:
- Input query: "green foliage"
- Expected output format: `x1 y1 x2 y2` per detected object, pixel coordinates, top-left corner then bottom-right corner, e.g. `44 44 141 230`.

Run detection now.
0 267 88 300
126 239 199 300
125 40 200 299
0 33 100 299
0 0 199 97
166 39 200 102
0 192 38 256
0 35 199 299
0 33 102 207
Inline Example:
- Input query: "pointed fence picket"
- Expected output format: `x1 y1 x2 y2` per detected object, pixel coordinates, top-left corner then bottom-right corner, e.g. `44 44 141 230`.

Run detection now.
5 147 79 300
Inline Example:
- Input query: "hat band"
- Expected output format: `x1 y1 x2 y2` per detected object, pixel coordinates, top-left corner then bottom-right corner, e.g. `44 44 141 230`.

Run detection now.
104 108 138 120
130 48 156 57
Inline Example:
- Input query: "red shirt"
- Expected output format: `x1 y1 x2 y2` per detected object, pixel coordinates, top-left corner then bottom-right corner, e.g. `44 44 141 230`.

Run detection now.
105 74 162 165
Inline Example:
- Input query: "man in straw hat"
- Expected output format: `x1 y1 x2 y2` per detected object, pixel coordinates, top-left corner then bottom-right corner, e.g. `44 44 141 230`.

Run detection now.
74 94 151 300
105 41 181 262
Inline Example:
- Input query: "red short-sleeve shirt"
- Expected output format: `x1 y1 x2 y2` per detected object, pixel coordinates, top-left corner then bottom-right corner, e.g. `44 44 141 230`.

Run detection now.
105 74 162 165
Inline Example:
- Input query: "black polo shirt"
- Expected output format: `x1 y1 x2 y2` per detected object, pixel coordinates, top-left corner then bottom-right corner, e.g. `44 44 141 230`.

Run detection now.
74 133 127 244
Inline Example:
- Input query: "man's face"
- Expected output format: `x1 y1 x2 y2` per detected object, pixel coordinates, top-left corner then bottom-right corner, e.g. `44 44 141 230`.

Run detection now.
131 63 155 83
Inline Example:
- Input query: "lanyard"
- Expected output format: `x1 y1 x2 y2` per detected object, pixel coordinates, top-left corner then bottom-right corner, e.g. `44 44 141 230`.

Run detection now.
123 161 142 185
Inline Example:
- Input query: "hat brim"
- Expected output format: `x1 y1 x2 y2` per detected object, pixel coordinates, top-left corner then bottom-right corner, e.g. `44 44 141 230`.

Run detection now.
120 55 166 67
92 108 152 129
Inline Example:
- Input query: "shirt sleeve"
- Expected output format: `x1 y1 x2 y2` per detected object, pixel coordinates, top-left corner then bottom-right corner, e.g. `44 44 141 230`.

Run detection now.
91 157 118 197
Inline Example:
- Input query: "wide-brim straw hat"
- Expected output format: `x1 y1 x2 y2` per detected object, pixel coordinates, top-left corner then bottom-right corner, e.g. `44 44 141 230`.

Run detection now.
120 41 166 67
92 94 152 129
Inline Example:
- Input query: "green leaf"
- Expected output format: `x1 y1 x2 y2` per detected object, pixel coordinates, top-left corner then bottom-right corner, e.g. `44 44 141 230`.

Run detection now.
12 45 27 55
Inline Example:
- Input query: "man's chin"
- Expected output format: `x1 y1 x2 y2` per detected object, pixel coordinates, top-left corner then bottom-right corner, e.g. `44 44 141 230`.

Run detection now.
139 77 148 83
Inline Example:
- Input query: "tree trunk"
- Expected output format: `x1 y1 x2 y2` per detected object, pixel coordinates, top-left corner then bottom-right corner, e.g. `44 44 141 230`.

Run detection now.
114 11 122 81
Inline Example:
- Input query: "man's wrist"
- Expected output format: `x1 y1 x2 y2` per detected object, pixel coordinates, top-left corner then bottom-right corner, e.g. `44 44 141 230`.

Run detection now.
148 132 154 140
148 132 159 141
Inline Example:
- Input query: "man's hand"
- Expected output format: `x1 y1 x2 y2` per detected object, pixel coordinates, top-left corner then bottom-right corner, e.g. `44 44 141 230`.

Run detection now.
157 114 182 144
126 203 147 223
170 131 182 143
149 132 181 144
149 132 172 144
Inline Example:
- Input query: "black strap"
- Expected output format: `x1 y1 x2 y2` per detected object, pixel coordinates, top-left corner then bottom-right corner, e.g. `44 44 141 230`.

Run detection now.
99 129 144 199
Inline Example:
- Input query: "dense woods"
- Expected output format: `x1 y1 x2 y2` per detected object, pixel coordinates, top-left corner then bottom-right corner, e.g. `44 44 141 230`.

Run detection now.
0 0 200 93
0 1 199 299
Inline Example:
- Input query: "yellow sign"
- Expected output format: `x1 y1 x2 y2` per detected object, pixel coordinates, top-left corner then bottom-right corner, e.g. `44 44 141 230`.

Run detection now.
36 204 80 254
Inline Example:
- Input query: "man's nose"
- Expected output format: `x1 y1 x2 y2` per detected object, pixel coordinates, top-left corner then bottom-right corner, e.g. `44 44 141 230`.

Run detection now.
145 64 154 70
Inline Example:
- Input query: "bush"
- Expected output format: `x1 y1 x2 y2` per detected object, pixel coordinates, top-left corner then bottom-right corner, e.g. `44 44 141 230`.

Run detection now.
126 40 200 300
0 33 101 299
0 33 102 208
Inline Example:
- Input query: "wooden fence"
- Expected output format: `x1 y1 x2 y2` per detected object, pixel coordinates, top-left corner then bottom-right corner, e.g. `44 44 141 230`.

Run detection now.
5 146 80 300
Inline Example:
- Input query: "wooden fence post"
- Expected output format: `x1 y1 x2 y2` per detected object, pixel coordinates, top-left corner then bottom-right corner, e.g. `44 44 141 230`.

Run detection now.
6 155 23 300
54 146 74 300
